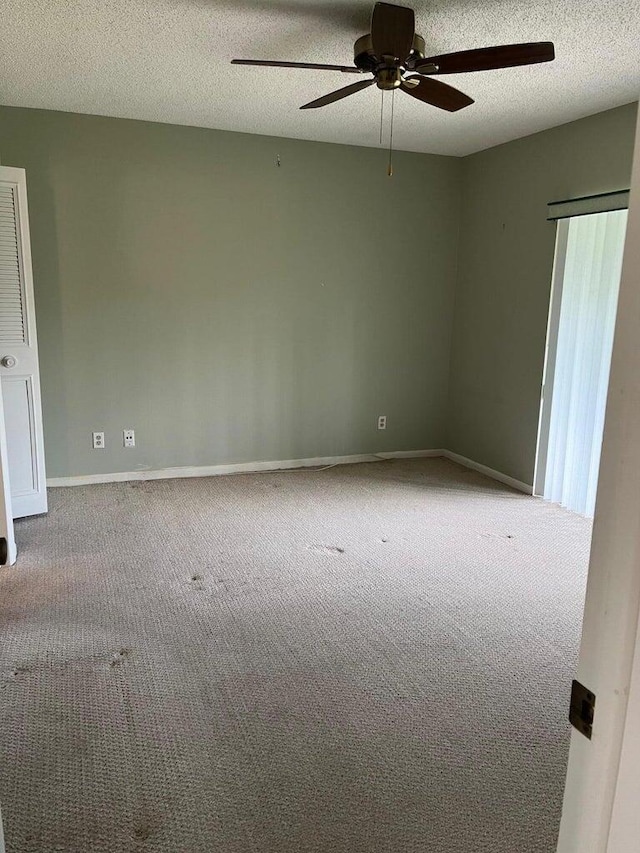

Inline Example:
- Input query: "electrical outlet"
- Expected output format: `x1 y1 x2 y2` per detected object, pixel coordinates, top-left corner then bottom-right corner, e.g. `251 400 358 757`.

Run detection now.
123 429 135 448
92 431 105 449
377 415 387 430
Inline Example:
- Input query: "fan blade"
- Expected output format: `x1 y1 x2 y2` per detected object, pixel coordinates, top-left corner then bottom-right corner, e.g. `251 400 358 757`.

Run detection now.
371 3 415 62
415 42 555 75
300 78 376 109
401 76 474 112
231 59 362 73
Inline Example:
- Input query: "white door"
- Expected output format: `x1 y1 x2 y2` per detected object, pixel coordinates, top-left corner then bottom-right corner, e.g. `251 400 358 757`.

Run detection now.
556 109 640 851
0 166 47 518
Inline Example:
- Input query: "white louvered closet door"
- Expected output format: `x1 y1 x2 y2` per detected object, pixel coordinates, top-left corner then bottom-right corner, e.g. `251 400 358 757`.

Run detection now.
0 167 47 518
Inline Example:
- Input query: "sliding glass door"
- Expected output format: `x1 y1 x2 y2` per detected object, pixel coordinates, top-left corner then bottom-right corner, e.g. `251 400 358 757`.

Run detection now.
535 208 628 517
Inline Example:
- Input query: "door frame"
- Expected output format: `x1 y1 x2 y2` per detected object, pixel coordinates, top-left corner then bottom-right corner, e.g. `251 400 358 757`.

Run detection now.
0 378 16 566
556 107 640 852
533 219 569 496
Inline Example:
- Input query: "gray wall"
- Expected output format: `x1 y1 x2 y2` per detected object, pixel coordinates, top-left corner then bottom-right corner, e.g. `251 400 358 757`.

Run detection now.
0 107 462 478
0 102 637 482
447 103 638 485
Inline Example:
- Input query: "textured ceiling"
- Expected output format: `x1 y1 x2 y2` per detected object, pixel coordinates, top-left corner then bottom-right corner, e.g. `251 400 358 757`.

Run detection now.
1 0 638 156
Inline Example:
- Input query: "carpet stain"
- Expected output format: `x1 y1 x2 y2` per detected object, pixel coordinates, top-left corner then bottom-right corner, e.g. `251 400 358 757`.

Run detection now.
133 824 152 841
133 815 159 843
109 648 132 668
1 663 34 687
310 545 345 556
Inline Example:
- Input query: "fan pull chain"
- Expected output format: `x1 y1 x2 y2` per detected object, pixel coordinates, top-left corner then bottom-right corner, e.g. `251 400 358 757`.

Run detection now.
387 87 396 177
379 89 385 145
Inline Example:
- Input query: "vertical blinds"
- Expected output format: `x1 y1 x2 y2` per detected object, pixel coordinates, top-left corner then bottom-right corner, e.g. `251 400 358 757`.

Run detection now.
0 184 26 344
544 209 628 517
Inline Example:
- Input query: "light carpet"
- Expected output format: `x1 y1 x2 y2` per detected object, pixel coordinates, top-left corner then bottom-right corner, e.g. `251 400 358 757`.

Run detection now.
0 458 592 852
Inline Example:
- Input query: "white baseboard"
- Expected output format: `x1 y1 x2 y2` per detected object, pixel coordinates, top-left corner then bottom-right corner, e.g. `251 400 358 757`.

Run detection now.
375 449 445 460
442 450 533 494
46 447 532 494
46 449 446 488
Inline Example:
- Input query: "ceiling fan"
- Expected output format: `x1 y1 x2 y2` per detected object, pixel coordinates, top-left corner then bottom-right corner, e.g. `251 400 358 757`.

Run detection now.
232 2 555 113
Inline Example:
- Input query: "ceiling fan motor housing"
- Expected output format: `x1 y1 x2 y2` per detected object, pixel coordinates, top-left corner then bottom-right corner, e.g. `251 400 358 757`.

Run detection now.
353 32 426 73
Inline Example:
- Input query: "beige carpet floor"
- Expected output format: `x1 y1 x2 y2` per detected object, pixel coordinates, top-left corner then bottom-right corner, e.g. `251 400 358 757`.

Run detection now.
0 458 592 853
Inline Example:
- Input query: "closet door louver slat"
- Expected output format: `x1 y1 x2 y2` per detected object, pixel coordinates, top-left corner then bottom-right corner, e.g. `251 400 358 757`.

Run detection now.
0 185 26 345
